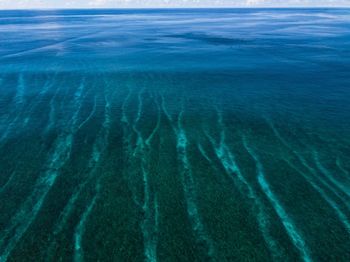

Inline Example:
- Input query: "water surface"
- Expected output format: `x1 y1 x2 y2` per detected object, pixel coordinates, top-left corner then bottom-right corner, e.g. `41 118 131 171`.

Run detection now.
0 8 350 261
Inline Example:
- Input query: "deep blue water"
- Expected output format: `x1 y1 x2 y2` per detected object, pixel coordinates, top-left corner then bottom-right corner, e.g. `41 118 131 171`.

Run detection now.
0 8 350 261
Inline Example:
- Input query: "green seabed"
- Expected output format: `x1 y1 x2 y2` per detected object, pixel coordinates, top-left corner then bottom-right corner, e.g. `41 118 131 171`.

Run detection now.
1 8 350 262
1 71 350 261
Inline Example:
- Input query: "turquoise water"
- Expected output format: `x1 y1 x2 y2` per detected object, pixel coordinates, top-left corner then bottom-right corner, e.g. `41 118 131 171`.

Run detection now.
0 8 350 261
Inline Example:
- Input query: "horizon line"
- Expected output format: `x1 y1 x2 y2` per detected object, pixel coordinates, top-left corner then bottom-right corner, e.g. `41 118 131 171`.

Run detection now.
1 6 350 11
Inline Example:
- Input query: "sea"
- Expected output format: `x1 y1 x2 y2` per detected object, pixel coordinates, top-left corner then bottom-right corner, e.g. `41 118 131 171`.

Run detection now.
0 8 350 261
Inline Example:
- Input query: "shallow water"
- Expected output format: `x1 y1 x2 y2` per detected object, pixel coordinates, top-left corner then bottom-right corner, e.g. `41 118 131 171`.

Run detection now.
0 8 350 261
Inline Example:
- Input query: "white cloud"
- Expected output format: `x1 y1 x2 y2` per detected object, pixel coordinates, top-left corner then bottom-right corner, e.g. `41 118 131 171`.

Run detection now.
88 0 110 6
0 0 349 9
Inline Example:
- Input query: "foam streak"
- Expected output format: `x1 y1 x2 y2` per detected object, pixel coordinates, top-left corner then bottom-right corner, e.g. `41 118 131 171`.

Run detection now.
243 138 312 262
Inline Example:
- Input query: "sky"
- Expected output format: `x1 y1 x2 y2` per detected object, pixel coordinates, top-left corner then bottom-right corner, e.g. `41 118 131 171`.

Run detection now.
0 0 349 9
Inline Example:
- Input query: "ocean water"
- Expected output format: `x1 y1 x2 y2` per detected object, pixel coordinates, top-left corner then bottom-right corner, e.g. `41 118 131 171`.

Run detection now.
0 8 350 261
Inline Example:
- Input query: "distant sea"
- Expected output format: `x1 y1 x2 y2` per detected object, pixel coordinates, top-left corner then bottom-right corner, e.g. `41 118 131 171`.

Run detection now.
0 8 350 261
